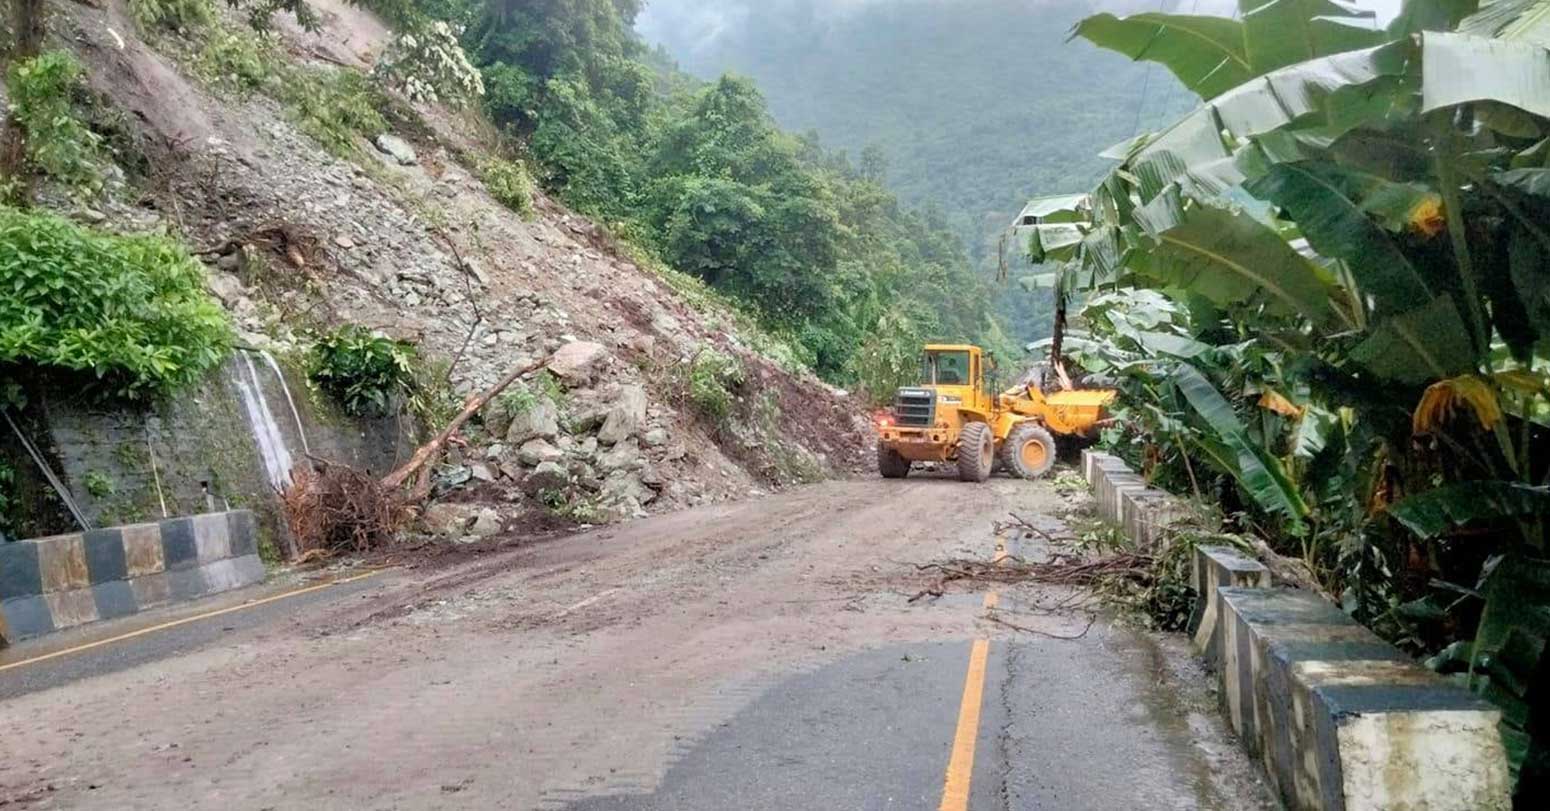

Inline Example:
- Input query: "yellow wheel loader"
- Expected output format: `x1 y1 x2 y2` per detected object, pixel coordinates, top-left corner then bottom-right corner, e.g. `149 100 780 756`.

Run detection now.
875 344 1116 482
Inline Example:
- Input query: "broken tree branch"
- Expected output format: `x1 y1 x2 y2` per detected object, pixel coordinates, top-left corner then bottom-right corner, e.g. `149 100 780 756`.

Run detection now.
381 354 551 501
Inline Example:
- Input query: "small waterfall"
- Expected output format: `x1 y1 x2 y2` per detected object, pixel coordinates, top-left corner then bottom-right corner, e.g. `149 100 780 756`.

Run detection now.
258 349 311 457
232 351 296 491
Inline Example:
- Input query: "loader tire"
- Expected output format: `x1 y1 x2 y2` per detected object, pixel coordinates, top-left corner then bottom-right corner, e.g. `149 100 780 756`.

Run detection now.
957 421 994 483
1002 422 1057 480
878 445 911 479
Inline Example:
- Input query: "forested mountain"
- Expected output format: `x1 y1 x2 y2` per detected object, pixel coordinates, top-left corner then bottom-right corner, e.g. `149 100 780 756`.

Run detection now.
637 0 1195 343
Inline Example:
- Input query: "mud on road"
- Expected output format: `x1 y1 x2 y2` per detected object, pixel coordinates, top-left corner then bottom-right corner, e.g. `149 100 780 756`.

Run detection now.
0 474 1273 810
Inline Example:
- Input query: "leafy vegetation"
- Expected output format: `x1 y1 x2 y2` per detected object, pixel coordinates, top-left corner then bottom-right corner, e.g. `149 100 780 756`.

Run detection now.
638 0 1198 348
306 325 418 417
4 52 106 199
286 68 391 157
0 208 231 398
683 349 745 424
374 20 485 106
130 0 215 30
480 158 535 217
1028 0 1550 797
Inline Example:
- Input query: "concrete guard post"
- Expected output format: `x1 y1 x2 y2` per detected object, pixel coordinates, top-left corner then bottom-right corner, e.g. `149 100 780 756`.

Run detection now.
0 510 264 646
1217 587 1510 811
1081 450 1512 811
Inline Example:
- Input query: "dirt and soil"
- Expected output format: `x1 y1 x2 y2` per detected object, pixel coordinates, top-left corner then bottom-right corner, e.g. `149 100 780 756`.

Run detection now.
0 475 1275 810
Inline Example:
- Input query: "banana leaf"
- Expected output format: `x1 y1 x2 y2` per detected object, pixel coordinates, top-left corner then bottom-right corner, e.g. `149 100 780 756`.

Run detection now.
1069 13 1254 100
1174 363 1311 521
1461 0 1550 46
1244 161 1435 315
1349 295 1478 383
1388 481 1550 538
1422 32 1550 119
1243 0 1384 74
1130 193 1339 324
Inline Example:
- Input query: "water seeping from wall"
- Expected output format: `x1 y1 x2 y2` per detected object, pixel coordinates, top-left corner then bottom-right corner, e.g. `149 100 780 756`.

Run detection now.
258 349 311 457
231 350 300 491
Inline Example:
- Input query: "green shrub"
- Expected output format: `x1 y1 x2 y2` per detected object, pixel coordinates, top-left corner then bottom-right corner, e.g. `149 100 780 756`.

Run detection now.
5 52 105 197
0 208 232 398
686 350 745 422
307 325 417 417
481 158 534 217
197 31 278 93
129 0 214 29
283 68 389 156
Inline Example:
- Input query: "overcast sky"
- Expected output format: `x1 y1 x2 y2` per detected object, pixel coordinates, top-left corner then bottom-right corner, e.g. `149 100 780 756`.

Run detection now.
637 0 1405 58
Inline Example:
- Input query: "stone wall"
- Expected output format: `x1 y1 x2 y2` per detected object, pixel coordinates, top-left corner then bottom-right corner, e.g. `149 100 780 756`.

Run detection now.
0 510 263 647
1080 449 1512 810
0 352 413 555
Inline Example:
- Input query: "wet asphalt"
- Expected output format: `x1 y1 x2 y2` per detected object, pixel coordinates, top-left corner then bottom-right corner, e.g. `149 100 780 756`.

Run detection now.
563 622 1234 811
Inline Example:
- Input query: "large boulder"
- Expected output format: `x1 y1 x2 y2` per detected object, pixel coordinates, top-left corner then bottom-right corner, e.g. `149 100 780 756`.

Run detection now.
519 438 564 467
506 398 560 444
469 508 503 537
597 384 649 445
547 341 608 386
374 133 418 166
597 438 642 474
527 460 571 491
420 502 483 537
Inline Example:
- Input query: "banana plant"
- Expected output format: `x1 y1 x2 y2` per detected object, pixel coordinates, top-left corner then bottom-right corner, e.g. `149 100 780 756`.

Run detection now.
1047 0 1550 794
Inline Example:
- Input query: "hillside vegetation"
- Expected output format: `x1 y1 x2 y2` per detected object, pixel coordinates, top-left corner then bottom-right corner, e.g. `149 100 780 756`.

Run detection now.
637 0 1195 344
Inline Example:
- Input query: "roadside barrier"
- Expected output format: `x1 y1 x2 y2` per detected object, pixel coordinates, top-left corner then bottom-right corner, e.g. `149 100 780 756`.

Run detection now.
0 511 264 647
1080 450 1511 811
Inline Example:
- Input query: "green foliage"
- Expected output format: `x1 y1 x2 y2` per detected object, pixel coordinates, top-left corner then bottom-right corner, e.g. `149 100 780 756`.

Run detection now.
480 158 535 217
306 325 417 417
197 31 279 93
130 0 215 30
82 470 115 500
0 208 232 398
5 52 105 198
284 68 390 156
684 349 744 423
643 0 1202 347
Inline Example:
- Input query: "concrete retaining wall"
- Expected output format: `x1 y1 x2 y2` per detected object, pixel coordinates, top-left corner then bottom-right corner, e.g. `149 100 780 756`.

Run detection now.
1080 450 1192 550
1080 449 1511 810
0 510 264 647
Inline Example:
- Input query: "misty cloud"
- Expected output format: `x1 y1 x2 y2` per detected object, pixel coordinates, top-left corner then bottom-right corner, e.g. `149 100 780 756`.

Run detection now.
637 0 1401 57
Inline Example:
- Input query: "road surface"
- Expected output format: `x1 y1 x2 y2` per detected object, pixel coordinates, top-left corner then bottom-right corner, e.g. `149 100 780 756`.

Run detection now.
0 474 1276 809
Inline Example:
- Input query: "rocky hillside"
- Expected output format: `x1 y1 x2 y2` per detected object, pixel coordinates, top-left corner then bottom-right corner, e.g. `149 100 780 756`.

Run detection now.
34 0 870 538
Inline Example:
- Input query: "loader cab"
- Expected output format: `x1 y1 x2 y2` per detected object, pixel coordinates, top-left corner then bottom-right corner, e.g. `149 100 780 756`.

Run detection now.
891 345 992 425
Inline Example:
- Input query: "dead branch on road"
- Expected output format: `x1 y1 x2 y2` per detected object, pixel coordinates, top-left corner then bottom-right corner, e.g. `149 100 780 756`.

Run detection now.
986 610 1097 640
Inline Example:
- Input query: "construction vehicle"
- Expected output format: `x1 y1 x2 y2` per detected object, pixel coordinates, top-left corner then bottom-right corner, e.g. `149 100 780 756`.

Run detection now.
875 344 1115 482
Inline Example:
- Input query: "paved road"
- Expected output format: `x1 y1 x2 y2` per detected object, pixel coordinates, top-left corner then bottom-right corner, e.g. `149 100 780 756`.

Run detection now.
0 475 1275 810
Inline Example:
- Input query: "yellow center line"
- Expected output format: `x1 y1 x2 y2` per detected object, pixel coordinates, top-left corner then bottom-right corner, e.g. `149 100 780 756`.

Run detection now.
0 569 387 674
939 535 1010 810
940 634 992 811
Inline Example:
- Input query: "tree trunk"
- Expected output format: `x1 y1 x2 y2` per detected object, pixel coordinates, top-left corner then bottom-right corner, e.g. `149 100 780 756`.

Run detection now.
1049 286 1071 390
1 0 46 200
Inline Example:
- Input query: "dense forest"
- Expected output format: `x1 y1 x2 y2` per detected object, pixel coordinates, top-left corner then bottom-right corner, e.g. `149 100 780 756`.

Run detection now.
636 0 1195 344
435 0 1023 395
